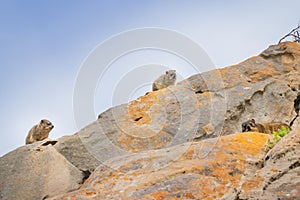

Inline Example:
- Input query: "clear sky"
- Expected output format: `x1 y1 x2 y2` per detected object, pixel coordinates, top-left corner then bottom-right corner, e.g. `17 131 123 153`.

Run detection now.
0 0 299 156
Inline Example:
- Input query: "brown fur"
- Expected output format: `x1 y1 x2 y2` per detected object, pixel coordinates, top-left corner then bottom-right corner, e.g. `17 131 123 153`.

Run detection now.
242 119 290 134
152 70 176 91
25 119 54 144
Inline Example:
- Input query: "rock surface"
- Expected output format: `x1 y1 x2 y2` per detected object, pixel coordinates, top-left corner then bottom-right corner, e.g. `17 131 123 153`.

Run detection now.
50 132 269 199
239 127 300 199
53 42 300 173
54 133 102 172
0 139 83 200
1 42 300 199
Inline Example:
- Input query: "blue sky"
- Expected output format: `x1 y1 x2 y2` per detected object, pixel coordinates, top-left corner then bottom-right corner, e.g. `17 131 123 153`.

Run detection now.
0 0 299 156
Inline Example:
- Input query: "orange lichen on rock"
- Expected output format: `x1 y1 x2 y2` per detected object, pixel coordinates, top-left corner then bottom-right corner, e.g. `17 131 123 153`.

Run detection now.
228 132 269 155
241 176 265 193
52 132 269 199
250 65 275 81
143 191 169 200
128 90 164 125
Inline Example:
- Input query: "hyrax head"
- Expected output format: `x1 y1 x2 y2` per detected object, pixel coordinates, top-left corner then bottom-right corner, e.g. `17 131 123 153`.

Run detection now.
40 119 54 130
242 119 257 132
166 70 176 80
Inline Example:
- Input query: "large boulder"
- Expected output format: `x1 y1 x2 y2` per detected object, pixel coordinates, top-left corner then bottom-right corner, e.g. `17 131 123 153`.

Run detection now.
0 140 84 200
50 132 269 199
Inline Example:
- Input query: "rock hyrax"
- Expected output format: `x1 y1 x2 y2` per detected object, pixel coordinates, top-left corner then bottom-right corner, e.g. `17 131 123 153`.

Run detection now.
25 119 54 144
152 70 176 91
242 119 290 134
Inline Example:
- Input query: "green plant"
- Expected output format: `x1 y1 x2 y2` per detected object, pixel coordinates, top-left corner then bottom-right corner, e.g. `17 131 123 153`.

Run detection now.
267 126 291 148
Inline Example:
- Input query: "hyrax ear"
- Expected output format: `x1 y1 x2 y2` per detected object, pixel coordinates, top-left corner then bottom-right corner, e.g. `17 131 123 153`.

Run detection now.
41 119 44 123
251 119 255 123
166 71 169 74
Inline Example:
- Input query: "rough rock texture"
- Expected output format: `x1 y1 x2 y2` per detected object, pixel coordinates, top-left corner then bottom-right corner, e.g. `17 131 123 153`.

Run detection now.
52 42 300 172
0 139 83 200
1 42 300 199
239 128 300 199
54 133 102 172
50 132 269 199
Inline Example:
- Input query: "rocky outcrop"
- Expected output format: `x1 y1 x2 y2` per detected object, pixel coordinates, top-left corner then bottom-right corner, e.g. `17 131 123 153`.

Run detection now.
52 42 300 172
0 139 83 200
239 127 300 199
51 127 300 200
50 132 270 199
1 42 300 199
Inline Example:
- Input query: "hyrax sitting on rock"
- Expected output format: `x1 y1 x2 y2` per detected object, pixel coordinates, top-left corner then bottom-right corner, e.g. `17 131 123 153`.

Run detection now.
241 119 290 134
152 70 176 91
25 119 54 144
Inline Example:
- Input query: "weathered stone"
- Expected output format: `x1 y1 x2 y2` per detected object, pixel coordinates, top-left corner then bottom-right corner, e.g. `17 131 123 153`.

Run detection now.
239 128 300 199
54 133 102 172
113 42 299 147
50 132 269 199
0 139 83 200
2 42 300 199
45 42 300 179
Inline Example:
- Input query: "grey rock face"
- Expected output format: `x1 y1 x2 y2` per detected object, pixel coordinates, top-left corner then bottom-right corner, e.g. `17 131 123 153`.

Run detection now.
48 132 270 199
2 42 300 199
54 133 102 172
239 128 300 199
41 42 300 177
0 140 83 200
55 42 300 165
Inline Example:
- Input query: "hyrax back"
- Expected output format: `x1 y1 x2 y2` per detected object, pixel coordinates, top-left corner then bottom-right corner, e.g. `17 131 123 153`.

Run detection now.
152 70 176 91
25 119 54 144
241 119 290 134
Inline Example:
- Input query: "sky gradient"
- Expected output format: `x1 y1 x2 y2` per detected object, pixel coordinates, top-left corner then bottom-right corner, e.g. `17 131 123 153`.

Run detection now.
1 0 300 156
